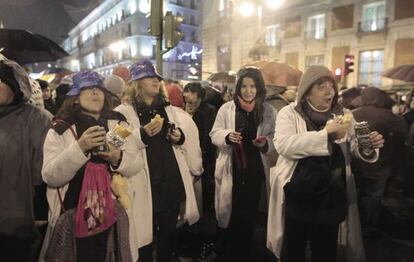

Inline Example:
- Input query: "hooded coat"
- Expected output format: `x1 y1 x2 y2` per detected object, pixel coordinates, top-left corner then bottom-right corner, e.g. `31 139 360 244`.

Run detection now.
267 66 378 262
352 87 408 179
0 55 51 237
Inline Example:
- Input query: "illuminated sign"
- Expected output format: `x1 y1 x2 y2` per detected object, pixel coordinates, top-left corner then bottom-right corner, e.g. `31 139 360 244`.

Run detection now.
178 46 203 60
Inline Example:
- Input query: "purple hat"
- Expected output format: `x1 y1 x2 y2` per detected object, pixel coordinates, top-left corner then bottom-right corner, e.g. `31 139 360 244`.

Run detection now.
129 59 163 83
66 71 105 96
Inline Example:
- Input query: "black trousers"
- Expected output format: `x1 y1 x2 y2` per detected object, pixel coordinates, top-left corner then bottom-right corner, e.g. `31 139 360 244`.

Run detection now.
285 218 339 262
76 227 111 262
139 204 180 262
0 232 40 262
215 170 263 262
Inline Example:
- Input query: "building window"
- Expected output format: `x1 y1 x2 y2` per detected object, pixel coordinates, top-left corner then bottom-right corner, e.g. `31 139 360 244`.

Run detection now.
360 1 386 32
358 50 384 87
305 55 324 69
219 0 233 18
190 15 196 26
332 4 354 30
307 14 325 39
191 31 197 42
176 64 185 79
265 24 279 47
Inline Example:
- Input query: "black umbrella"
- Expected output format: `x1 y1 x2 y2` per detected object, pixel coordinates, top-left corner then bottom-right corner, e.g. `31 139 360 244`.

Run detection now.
0 29 69 65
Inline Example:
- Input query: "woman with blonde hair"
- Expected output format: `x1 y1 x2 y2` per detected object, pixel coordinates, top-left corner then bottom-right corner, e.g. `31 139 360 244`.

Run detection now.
115 59 202 262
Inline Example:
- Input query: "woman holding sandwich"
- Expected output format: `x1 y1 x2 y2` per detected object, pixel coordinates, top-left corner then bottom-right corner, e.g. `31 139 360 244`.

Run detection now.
115 59 202 262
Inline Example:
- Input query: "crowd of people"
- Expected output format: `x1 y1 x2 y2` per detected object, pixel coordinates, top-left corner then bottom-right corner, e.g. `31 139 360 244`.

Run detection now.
3 51 414 262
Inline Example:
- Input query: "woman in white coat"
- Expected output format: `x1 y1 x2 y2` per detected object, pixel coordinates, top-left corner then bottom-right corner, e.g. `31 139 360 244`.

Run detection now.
210 67 277 261
266 65 384 262
41 71 143 261
115 59 202 262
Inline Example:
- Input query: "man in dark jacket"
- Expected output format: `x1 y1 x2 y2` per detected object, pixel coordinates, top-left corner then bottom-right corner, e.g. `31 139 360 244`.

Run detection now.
352 86 408 236
0 55 50 261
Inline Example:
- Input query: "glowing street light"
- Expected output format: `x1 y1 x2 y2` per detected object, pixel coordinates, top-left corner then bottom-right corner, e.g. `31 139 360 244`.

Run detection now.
265 0 285 9
109 41 127 52
238 2 255 17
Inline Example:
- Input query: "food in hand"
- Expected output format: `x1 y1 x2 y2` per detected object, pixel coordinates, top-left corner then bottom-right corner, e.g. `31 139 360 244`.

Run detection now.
341 113 353 124
152 114 164 125
112 124 132 139
328 113 353 125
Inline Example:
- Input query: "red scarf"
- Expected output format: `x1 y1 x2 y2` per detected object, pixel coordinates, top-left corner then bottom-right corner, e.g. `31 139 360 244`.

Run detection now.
237 96 255 112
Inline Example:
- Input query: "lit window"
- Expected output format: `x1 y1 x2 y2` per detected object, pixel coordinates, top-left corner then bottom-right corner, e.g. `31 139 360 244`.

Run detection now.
307 14 325 39
265 24 279 46
361 1 386 32
305 55 324 69
358 49 384 87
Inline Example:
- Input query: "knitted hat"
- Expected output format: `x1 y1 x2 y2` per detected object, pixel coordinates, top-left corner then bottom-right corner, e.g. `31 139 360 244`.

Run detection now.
112 65 131 82
104 74 125 98
296 65 338 103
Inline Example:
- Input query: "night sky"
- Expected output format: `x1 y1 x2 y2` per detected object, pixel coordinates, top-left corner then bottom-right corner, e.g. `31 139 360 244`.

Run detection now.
0 0 102 44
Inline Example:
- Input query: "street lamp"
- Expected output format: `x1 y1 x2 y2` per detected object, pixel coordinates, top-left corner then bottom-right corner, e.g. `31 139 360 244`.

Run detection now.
109 41 127 52
238 2 255 17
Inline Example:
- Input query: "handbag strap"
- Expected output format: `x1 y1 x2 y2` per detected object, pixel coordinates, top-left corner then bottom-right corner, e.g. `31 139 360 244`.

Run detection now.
52 119 78 214
57 188 66 214
53 119 78 140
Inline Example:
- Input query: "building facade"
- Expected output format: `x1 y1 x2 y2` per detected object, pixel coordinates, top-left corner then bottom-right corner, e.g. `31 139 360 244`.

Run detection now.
60 0 203 80
202 0 414 87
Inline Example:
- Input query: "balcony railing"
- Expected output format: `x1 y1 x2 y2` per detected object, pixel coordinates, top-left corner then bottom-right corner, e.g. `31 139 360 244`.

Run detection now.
305 28 326 40
358 17 388 33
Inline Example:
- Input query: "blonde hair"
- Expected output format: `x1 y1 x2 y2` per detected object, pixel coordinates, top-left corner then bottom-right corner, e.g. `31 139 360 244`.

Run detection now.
123 79 169 105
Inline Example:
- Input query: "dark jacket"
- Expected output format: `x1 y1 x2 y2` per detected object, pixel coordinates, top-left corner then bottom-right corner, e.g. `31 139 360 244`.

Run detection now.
192 102 217 174
352 87 408 179
0 58 50 237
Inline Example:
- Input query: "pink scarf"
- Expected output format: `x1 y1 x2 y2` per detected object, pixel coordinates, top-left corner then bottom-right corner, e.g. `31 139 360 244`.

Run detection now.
237 96 255 112
75 162 116 238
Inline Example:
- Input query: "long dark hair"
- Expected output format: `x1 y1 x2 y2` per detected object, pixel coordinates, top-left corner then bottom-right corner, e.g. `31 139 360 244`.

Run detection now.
55 88 113 120
234 67 266 126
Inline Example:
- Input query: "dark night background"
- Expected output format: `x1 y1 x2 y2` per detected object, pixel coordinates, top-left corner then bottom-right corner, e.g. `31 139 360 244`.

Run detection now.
0 0 102 43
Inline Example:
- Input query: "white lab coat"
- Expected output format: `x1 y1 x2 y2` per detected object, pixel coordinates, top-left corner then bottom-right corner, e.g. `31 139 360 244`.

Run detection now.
267 103 378 262
39 118 143 261
210 101 277 228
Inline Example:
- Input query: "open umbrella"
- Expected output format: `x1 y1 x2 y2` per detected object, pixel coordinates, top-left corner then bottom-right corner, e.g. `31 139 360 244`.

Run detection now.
207 71 236 84
0 29 69 65
382 64 414 83
245 60 302 87
382 65 414 113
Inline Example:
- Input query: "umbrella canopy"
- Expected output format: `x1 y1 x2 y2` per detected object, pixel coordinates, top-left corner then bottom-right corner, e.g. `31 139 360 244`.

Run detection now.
244 60 302 87
382 64 414 83
0 29 69 65
207 71 236 84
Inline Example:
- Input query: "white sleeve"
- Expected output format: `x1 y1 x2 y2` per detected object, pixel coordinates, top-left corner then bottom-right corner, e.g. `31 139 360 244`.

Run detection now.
42 129 89 188
274 107 330 160
209 105 232 148
110 124 145 177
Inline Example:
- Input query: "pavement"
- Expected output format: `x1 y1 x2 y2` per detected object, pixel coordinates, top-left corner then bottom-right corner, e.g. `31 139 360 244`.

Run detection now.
175 197 414 262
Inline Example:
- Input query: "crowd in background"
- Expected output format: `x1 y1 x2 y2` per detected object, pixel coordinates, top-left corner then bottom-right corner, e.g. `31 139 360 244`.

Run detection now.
1 51 413 262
